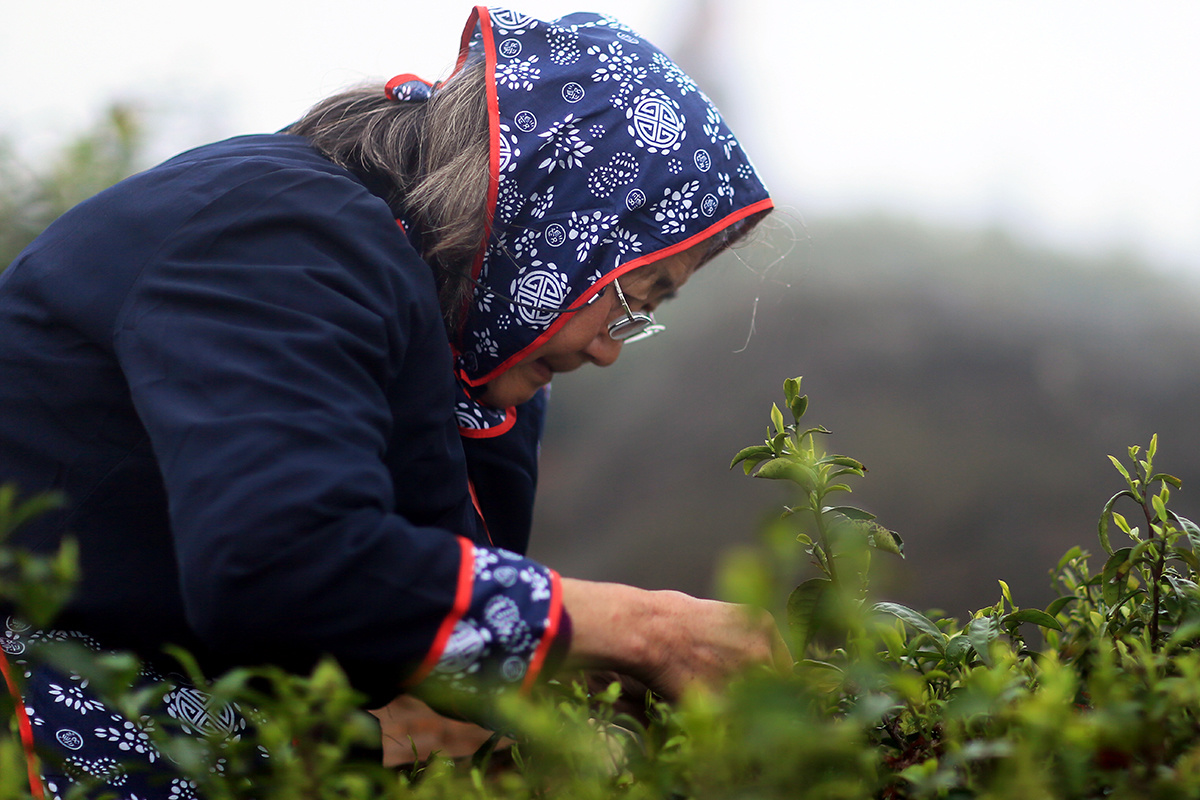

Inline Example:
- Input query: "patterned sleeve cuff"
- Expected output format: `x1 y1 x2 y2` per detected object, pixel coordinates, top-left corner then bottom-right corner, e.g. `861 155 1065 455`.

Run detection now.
412 541 565 698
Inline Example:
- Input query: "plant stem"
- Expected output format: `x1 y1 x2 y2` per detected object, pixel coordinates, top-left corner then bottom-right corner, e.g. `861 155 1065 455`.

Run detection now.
1142 493 1164 647
812 499 838 583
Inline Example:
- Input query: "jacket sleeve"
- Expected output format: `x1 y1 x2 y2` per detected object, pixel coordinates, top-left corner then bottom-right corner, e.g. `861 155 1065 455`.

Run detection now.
111 161 563 704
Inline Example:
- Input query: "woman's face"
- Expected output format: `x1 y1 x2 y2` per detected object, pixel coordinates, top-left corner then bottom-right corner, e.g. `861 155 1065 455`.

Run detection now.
479 248 703 408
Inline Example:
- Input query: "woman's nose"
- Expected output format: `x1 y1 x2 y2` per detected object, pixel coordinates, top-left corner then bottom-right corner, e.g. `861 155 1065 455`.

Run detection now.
584 328 623 367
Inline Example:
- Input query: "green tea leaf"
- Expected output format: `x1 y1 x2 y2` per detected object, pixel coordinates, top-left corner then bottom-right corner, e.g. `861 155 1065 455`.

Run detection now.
1003 608 1063 632
967 616 1001 666
1045 596 1075 617
1152 494 1169 526
0 487 65 538
1055 545 1083 573
1172 512 1200 554
874 602 946 652
783 376 801 406
863 523 904 558
799 426 833 439
754 458 817 492
822 455 865 470
1152 472 1183 489
824 505 877 522
787 578 832 655
944 634 973 663
1108 455 1134 486
789 393 809 423
1098 491 1136 555
729 445 773 471
1171 546 1200 571
1101 548 1133 606
795 658 843 692
770 403 785 436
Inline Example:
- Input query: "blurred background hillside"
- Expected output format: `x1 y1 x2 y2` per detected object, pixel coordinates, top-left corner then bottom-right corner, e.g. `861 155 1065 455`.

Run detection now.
528 218 1200 615
4 0 1200 619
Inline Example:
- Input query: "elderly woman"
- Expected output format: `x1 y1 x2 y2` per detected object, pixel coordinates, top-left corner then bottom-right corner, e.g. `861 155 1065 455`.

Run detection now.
0 6 786 797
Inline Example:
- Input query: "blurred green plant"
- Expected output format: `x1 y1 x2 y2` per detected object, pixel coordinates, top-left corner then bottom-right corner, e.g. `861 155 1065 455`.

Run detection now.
0 104 144 270
6 379 1200 798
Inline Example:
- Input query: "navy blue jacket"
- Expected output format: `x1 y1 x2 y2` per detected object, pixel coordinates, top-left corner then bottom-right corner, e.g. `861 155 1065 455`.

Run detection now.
0 135 552 703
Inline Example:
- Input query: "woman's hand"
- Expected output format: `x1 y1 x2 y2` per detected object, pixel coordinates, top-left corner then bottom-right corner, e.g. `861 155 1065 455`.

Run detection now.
559 578 792 702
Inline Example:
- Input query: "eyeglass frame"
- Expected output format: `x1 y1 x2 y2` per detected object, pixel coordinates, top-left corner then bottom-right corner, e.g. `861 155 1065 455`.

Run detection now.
607 277 665 343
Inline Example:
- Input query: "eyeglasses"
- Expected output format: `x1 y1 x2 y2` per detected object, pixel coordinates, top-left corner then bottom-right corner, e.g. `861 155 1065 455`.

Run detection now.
607 278 665 343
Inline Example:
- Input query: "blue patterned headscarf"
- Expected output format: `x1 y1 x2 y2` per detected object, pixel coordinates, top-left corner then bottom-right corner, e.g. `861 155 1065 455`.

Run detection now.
425 7 772 431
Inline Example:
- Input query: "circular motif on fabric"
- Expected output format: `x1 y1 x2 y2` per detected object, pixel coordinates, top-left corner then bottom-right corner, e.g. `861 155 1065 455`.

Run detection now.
562 81 585 103
701 193 719 217
499 38 522 58
498 130 514 173
1 635 23 655
6 617 31 632
627 89 685 153
513 269 566 326
455 398 508 431
491 9 537 32
694 149 712 172
485 596 522 635
501 656 527 683
456 406 483 430
514 110 538 132
165 687 244 736
56 729 85 750
626 188 647 210
436 621 487 674
459 350 479 374
493 565 519 586
545 224 567 246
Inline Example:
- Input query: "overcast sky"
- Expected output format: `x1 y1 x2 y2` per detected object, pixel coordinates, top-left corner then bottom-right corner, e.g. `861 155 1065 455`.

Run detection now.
4 1 1199 274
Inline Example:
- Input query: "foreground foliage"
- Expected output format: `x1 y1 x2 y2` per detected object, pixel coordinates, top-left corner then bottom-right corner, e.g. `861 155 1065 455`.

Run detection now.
5 378 1200 798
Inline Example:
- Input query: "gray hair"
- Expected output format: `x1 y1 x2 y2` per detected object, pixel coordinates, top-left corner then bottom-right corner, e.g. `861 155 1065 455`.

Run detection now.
285 60 490 330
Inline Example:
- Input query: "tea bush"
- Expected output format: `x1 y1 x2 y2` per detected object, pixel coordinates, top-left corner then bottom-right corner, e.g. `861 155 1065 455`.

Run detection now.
5 377 1200 799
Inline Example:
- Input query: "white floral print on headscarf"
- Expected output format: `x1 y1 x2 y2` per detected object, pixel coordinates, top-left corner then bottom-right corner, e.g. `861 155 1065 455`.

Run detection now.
450 6 773 431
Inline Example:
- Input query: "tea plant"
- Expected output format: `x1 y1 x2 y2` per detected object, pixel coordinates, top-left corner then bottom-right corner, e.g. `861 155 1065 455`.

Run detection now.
6 377 1200 799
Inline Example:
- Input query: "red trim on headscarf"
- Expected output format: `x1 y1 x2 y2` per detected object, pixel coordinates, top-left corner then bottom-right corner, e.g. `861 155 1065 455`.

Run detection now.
384 73 433 99
403 537 476 688
1 651 45 800
458 405 516 438
459 196 776 386
521 569 564 693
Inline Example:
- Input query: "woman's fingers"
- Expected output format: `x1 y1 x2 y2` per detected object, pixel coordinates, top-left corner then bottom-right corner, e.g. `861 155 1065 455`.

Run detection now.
560 579 791 702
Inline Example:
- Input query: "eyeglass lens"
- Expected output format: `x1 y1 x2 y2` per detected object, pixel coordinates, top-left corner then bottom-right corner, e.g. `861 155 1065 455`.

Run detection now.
607 278 664 343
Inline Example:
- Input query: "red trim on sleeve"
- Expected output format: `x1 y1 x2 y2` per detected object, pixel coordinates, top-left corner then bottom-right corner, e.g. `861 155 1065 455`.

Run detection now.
0 652 45 800
521 569 564 693
403 537 476 688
